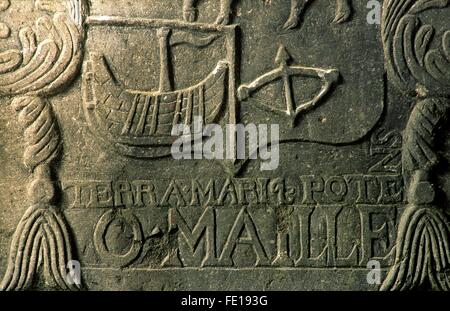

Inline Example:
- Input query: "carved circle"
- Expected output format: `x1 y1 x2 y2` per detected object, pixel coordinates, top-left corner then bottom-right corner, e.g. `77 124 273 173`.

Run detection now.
94 210 143 268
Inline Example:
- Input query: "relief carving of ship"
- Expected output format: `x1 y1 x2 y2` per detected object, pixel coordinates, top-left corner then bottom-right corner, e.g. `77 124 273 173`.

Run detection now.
82 18 237 158
84 54 228 139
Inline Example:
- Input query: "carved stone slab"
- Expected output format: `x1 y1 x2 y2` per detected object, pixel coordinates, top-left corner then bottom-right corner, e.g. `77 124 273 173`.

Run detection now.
0 0 449 291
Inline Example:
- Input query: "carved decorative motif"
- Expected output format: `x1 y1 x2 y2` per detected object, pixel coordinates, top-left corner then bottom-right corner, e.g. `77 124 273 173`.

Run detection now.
0 0 86 291
238 44 340 127
0 0 448 291
381 0 450 291
82 17 237 158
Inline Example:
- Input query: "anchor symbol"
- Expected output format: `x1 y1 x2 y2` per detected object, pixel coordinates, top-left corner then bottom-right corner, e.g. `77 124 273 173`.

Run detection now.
238 44 340 127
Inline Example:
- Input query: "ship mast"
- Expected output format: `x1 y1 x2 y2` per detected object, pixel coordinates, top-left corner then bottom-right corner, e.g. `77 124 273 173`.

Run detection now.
157 28 173 93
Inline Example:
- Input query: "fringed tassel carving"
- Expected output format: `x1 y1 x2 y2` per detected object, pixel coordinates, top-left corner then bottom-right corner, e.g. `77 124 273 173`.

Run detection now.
0 204 80 291
0 96 80 291
381 205 450 290
381 98 450 291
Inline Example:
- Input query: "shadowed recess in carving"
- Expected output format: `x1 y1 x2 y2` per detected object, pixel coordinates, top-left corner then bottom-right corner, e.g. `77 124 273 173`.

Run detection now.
93 209 144 268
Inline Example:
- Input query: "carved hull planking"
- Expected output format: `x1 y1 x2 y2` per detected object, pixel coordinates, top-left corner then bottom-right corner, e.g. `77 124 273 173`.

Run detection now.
84 54 228 141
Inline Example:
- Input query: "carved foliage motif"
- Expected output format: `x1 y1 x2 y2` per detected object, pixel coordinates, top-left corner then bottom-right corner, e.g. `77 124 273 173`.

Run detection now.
0 1 84 96
382 0 450 98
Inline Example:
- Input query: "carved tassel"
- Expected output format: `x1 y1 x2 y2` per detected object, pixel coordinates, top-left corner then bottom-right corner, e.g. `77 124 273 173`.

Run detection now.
381 98 450 291
381 205 450 290
0 96 79 291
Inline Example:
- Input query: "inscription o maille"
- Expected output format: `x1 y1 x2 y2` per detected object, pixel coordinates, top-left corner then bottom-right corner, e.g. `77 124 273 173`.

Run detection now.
82 205 397 269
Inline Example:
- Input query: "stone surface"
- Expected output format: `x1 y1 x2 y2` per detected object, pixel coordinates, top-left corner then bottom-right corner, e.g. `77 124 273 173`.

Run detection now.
0 0 449 291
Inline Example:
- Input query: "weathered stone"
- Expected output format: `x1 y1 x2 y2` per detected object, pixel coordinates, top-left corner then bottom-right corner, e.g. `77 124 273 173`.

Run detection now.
0 0 449 291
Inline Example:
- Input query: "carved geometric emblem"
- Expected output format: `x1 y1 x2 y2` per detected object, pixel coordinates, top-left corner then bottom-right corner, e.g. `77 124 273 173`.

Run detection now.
238 44 340 127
